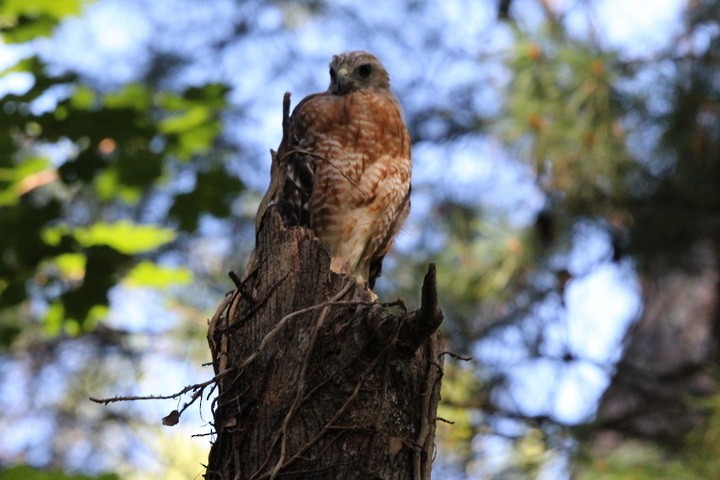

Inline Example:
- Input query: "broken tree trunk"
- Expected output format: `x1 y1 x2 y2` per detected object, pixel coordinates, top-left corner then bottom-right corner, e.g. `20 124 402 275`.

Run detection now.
204 94 444 480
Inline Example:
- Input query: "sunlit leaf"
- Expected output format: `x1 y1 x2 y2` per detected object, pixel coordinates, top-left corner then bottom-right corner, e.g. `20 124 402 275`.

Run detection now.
0 0 85 19
82 304 108 331
1 15 55 42
41 225 67 247
14 156 51 179
159 106 211 134
0 464 119 480
0 182 18 205
104 83 152 111
125 260 193 288
73 221 176 254
0 0 87 43
174 122 220 159
53 253 86 280
94 168 142 203
43 221 176 254
0 157 54 205
70 85 98 109
43 301 64 336
156 84 228 160
58 245 131 326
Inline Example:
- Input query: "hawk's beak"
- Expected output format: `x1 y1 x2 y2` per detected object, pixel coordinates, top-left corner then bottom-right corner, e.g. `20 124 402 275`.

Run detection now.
334 67 351 94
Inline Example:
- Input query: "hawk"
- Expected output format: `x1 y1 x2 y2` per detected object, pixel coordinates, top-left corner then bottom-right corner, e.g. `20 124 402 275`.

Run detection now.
281 51 411 291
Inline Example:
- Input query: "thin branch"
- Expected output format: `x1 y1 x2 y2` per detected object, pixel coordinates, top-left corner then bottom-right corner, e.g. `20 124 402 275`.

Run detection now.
440 351 473 362
436 417 455 425
218 270 291 334
228 270 256 304
89 369 230 405
381 298 407 313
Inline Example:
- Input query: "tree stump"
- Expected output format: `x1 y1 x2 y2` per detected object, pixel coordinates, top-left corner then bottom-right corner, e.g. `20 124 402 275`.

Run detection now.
204 94 444 479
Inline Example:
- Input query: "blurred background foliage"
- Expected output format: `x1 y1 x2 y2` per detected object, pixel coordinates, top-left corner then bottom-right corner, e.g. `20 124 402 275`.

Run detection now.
1 0 719 479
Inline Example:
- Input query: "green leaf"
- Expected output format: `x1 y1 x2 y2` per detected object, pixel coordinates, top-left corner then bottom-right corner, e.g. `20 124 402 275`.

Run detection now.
42 301 64 336
40 225 67 247
183 83 229 109
160 105 220 160
73 221 176 254
169 167 244 231
0 464 119 480
159 105 211 134
93 168 141 203
76 304 108 332
114 151 163 188
104 83 152 111
0 0 87 43
125 260 193 288
0 183 18 206
0 199 63 308
1 15 55 42
70 85 98 110
174 122 220 159
43 221 175 254
0 156 54 206
53 253 86 280
39 245 123 336
0 0 85 19
13 156 51 179
156 84 228 160
59 245 130 326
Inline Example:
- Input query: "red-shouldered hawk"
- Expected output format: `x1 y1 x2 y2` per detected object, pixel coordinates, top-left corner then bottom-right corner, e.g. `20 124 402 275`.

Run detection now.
281 51 411 292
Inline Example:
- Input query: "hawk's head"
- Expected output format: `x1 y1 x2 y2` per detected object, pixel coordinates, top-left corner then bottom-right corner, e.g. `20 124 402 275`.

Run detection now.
328 51 390 95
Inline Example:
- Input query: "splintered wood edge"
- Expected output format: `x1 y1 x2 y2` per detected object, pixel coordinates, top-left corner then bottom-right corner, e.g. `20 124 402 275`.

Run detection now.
396 263 443 355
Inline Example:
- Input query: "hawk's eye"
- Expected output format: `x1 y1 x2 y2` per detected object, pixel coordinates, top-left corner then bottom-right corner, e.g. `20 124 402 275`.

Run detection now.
357 63 373 78
329 67 336 81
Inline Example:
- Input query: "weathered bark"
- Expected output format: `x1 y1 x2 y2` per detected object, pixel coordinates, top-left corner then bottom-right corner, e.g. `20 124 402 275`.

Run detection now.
204 94 444 480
